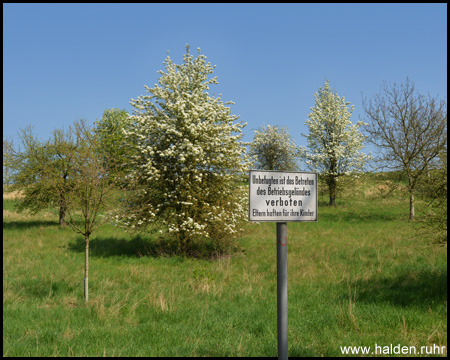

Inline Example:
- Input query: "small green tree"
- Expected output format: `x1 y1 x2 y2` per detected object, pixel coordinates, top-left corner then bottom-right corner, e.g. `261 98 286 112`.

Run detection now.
94 108 132 182
8 126 76 227
300 80 370 206
3 136 15 190
248 124 299 171
119 45 251 255
416 149 447 243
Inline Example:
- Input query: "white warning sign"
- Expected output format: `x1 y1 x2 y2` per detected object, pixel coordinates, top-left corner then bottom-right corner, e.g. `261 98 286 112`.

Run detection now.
249 170 318 222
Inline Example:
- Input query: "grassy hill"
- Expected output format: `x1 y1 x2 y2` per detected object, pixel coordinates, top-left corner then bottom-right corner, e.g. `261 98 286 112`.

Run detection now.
3 173 447 356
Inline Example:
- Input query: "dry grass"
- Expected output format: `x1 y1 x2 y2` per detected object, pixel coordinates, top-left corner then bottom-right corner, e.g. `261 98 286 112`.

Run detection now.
3 190 23 200
2 208 54 221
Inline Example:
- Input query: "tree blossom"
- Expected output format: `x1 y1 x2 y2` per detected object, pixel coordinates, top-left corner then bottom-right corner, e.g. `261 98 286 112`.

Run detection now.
300 80 371 206
118 45 251 254
249 124 299 171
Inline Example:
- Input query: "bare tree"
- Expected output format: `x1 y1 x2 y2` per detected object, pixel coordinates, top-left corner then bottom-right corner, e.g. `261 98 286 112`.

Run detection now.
362 78 447 220
45 119 122 302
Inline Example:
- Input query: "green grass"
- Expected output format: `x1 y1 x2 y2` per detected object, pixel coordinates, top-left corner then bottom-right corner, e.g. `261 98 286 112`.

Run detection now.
3 174 447 356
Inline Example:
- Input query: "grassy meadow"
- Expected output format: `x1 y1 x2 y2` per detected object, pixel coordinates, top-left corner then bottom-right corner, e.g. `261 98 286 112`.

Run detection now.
3 173 447 357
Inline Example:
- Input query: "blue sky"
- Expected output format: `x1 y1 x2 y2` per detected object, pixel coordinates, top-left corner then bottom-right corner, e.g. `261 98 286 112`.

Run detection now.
3 3 447 159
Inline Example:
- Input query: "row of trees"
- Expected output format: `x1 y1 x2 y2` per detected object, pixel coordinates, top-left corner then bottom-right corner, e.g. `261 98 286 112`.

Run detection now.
3 45 447 300
249 79 447 222
248 78 370 208
4 46 251 301
4 48 447 229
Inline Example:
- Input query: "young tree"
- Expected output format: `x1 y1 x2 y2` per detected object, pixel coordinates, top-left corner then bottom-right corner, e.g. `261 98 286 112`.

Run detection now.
248 124 299 171
300 80 370 206
45 119 122 302
119 45 251 255
363 78 447 220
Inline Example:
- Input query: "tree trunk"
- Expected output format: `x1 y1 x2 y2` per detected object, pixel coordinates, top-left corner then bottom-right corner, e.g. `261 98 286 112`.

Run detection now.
329 195 336 207
407 175 415 221
84 237 89 302
328 175 337 206
59 205 66 228
409 191 415 221
59 173 68 228
59 194 66 228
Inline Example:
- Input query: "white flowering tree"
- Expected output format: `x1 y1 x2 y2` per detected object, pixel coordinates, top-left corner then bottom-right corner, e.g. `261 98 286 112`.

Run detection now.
120 45 250 255
300 80 370 206
248 124 299 171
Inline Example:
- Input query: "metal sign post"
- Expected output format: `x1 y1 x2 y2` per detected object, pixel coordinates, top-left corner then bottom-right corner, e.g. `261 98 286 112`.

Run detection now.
248 170 318 359
277 222 288 360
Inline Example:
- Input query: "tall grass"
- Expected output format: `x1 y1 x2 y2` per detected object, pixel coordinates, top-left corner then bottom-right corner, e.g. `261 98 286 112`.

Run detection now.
3 174 447 356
